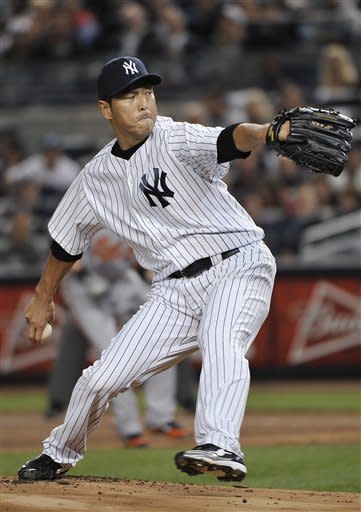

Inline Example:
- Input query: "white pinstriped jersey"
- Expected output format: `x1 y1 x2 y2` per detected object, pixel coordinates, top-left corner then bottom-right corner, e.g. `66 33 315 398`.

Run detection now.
48 116 264 281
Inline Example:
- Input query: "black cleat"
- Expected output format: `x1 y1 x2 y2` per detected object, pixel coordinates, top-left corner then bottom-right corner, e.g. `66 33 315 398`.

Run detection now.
18 454 69 481
175 443 247 482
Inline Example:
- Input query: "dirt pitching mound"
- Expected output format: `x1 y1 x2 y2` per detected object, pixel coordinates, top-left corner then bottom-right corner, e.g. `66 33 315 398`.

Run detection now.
1 476 359 512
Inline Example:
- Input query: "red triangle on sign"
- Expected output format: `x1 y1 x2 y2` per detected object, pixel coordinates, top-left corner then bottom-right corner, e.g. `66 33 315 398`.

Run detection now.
288 281 361 365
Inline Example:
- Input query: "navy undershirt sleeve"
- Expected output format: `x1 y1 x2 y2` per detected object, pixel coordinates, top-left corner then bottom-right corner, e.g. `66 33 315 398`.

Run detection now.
217 124 251 164
50 239 83 262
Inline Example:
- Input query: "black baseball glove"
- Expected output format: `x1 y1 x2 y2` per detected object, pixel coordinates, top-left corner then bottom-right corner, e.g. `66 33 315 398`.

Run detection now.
266 106 356 176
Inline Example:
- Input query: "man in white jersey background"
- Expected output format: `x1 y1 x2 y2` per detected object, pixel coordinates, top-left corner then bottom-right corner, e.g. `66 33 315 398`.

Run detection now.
18 56 290 482
46 229 191 447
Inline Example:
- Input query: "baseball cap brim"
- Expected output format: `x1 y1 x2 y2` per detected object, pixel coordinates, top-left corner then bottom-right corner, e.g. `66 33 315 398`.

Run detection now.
101 74 162 100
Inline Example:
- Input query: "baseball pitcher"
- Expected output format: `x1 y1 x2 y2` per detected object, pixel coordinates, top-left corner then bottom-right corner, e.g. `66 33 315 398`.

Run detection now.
18 56 355 482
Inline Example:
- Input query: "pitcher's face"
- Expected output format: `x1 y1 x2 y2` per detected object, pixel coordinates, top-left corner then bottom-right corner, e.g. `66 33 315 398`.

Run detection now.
99 86 158 149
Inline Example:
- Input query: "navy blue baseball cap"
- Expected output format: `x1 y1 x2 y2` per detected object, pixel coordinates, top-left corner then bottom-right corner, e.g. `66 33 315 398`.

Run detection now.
97 56 162 100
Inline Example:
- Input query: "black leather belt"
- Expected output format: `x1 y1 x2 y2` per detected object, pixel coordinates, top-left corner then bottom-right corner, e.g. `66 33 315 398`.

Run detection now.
169 248 239 279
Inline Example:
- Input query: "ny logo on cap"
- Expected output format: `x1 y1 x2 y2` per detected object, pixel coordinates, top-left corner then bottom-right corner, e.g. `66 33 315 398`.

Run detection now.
123 60 139 75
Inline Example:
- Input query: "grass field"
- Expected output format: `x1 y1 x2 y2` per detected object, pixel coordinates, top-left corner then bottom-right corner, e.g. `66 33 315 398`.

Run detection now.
1 384 360 414
1 383 360 492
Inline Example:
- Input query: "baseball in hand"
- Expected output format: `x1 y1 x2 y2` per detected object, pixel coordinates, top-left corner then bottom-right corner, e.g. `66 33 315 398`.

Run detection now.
41 323 53 341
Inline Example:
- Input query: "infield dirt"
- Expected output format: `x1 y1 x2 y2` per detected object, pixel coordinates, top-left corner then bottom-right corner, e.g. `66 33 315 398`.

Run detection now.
1 476 360 512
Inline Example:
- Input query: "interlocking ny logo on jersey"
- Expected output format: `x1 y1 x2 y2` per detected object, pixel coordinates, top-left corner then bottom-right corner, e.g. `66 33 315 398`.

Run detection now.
123 60 138 75
140 168 174 207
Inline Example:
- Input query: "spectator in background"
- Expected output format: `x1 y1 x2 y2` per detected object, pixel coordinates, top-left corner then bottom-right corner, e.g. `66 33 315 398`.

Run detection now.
202 88 228 126
0 128 27 196
259 53 285 94
0 168 51 276
0 210 48 278
243 88 275 124
114 0 149 56
311 0 360 45
29 5 76 59
226 146 266 202
0 18 12 58
315 43 360 118
63 0 100 52
107 1 162 60
279 182 333 262
8 178 41 213
5 132 79 195
241 191 285 256
335 186 361 216
182 100 210 125
225 87 274 127
194 2 247 87
0 0 34 59
0 129 32 254
271 156 306 215
277 81 307 111
5 132 80 229
241 0 298 51
311 174 336 212
185 0 221 47
154 3 200 85
5 0 56 60
3 0 101 60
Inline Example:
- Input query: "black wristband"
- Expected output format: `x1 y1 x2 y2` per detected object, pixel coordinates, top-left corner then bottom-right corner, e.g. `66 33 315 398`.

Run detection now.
217 124 251 164
50 240 83 262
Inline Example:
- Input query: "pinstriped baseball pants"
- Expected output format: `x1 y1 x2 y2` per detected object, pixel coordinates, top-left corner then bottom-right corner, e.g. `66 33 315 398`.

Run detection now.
43 242 276 465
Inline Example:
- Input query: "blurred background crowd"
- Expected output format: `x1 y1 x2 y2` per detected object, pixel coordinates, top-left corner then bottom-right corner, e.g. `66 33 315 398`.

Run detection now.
1 0 360 279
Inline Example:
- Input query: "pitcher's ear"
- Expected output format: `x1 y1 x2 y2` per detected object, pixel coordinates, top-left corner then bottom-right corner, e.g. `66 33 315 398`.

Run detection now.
98 100 112 120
